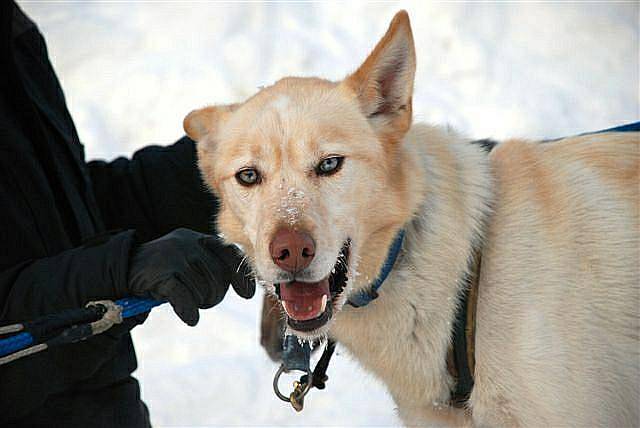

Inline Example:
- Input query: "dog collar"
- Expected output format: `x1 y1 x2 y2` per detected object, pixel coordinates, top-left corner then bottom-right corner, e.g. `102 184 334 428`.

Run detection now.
347 229 405 307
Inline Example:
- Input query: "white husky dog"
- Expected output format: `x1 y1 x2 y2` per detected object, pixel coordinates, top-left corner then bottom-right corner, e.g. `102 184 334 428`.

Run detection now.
184 11 639 426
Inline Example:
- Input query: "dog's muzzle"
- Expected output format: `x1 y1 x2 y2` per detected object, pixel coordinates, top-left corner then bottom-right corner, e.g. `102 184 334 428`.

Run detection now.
274 239 350 332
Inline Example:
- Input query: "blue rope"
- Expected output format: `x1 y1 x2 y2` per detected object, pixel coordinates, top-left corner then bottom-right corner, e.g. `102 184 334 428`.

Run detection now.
0 332 34 358
115 297 164 318
0 298 164 358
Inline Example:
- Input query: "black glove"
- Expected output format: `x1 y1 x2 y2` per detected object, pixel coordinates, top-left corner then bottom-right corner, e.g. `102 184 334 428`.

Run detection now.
128 228 255 326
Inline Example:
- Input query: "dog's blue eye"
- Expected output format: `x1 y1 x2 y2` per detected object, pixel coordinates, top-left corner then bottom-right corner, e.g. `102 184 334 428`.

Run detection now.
235 168 261 186
316 156 344 176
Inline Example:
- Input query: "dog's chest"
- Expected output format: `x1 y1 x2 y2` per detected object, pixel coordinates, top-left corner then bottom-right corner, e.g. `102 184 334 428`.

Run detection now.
331 272 456 409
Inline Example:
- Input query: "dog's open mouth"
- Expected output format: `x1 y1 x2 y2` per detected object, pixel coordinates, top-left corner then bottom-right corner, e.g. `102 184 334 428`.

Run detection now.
275 240 350 332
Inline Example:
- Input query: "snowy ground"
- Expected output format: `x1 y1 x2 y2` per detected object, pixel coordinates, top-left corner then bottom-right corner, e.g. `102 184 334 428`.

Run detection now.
19 1 638 427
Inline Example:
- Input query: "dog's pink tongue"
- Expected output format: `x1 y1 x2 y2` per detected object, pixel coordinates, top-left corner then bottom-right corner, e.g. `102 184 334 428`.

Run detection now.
280 280 330 321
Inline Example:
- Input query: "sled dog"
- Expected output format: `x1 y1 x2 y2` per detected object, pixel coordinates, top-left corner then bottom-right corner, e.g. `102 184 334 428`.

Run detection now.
184 11 639 426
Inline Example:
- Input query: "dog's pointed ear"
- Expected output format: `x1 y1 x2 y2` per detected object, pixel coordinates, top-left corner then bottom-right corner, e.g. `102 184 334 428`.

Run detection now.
183 104 237 141
343 10 416 142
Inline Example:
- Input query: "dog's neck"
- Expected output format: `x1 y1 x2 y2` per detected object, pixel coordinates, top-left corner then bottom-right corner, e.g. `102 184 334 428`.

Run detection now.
331 123 493 420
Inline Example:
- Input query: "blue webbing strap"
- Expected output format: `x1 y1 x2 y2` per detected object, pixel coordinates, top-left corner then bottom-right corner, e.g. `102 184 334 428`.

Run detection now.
543 121 639 142
348 229 405 307
589 121 640 134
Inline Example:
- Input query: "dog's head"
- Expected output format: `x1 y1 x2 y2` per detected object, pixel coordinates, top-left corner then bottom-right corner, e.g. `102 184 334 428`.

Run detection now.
185 11 421 339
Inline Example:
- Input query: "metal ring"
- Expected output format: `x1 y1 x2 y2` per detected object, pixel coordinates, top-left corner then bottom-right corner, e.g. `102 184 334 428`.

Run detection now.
273 364 290 402
272 364 313 403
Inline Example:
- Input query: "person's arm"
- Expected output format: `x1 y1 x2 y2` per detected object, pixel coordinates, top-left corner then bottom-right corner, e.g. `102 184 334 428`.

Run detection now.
88 136 218 243
0 232 134 323
0 228 140 422
0 224 253 424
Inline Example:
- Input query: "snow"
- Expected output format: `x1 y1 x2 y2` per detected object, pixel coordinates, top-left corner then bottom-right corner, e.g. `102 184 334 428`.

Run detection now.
18 1 638 426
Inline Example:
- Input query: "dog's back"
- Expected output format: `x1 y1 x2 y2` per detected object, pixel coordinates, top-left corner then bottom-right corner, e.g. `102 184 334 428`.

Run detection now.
472 132 639 426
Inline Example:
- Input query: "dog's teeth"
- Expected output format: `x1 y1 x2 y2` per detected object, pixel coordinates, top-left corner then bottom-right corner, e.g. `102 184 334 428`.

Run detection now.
282 301 293 317
321 295 328 312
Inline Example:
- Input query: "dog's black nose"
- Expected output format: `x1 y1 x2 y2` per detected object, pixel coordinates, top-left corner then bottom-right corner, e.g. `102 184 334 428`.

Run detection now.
269 228 315 273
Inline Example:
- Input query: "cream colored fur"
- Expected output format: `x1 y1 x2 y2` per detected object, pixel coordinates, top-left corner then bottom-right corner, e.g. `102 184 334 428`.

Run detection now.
332 129 640 427
332 123 494 426
184 10 640 427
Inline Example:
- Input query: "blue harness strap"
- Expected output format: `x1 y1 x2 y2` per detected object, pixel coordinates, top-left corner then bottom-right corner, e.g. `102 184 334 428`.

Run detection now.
348 229 405 307
544 121 640 143
589 121 640 134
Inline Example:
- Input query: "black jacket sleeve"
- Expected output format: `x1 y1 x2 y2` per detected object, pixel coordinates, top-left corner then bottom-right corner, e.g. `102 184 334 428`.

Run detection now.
0 146 142 421
0 231 134 324
1 2 153 422
88 137 218 243
0 230 139 422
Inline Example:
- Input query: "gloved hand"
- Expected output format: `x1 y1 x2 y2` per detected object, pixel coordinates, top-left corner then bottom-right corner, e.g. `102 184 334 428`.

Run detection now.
128 228 255 326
